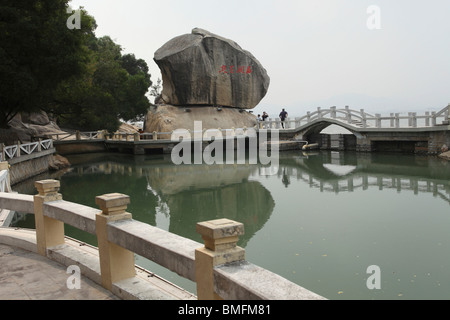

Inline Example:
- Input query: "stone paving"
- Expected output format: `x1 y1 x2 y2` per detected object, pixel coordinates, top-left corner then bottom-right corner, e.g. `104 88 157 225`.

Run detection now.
0 243 119 300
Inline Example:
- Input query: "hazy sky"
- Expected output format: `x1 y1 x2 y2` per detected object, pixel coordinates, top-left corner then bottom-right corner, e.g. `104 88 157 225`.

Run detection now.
69 0 449 117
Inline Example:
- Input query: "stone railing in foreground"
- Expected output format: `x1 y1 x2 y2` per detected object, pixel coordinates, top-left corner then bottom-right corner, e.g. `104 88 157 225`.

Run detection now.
0 179 325 300
0 162 11 193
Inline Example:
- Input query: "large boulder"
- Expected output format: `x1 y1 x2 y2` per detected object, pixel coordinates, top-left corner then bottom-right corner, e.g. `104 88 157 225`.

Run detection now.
154 28 270 109
7 112 66 142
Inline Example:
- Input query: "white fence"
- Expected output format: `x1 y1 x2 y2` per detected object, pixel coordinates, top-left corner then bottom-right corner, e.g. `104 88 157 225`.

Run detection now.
260 105 450 130
0 139 53 162
0 169 10 193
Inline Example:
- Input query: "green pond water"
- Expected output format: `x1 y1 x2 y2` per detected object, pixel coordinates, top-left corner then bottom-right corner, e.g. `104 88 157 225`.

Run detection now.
12 150 450 300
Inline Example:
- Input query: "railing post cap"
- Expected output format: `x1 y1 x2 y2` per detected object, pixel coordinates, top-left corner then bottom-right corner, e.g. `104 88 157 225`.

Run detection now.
95 193 130 215
0 161 9 170
34 179 60 195
196 218 244 240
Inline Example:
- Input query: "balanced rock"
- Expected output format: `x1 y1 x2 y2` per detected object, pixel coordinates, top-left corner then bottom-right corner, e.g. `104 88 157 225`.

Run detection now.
154 28 270 109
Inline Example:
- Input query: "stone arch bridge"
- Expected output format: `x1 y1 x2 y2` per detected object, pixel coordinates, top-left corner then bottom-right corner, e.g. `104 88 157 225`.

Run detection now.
261 104 450 154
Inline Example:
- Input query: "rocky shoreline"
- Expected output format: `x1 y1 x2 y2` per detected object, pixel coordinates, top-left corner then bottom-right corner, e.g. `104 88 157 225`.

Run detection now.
439 150 450 160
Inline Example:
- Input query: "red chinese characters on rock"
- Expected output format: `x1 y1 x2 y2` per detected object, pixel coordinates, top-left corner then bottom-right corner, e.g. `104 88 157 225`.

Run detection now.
219 65 252 74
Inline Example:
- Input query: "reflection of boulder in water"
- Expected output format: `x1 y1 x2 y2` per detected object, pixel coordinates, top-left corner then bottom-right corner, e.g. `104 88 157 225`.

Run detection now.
145 163 259 195
166 181 274 247
144 163 274 246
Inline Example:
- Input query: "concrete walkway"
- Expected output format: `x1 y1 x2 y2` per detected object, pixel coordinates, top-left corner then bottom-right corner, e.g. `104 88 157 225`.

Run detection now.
0 228 198 300
0 243 119 300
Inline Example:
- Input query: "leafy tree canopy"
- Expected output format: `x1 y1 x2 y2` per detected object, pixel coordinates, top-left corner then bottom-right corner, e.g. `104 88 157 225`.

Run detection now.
0 0 95 128
1 0 152 132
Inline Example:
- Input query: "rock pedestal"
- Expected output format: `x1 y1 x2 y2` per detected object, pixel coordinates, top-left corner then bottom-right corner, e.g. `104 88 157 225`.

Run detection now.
144 104 257 135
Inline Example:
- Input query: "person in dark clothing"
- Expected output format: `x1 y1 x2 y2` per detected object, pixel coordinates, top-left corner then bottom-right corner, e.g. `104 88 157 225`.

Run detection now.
279 108 288 128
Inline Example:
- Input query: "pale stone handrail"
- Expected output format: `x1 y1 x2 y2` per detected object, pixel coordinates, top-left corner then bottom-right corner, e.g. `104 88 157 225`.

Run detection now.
0 170 10 193
0 180 325 300
50 131 103 141
0 162 11 193
260 104 450 130
0 139 53 162
0 192 34 213
57 128 256 142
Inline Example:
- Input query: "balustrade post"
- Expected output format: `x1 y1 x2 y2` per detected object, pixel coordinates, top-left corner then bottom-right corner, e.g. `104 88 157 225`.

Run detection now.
412 112 417 127
95 193 135 290
425 112 430 127
345 106 351 122
34 180 65 256
153 131 158 141
395 113 400 128
0 162 10 192
330 106 336 119
431 112 436 126
1 143 5 162
375 114 381 128
0 162 8 171
360 109 367 128
76 130 81 140
195 218 245 300
390 113 394 128
446 104 450 124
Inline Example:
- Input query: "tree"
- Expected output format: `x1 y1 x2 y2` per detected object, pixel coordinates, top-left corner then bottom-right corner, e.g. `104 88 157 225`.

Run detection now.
50 36 152 132
0 0 96 128
150 78 162 102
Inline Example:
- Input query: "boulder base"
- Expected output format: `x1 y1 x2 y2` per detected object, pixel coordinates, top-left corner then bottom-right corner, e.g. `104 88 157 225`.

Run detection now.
144 104 257 136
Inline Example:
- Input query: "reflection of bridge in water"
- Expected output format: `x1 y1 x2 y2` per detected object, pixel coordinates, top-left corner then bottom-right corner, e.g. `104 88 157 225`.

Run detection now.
276 151 450 205
63 151 450 206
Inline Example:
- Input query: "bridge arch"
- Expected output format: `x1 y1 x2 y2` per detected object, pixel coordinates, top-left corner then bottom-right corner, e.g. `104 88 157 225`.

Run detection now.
294 119 361 151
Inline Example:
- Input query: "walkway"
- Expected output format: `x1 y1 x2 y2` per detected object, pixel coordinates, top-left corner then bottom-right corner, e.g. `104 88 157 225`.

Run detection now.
0 243 118 300
0 228 198 300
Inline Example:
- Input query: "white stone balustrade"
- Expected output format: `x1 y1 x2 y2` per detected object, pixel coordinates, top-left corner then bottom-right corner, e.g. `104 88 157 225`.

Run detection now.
0 180 325 300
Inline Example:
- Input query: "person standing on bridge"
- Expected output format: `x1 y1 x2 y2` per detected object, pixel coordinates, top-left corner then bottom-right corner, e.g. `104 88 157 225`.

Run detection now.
262 112 269 121
279 108 288 129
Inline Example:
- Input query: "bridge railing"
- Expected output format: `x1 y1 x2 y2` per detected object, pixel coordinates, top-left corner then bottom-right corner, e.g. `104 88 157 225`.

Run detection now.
260 104 450 130
90 128 256 142
0 179 324 300
0 139 53 162
49 130 104 141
